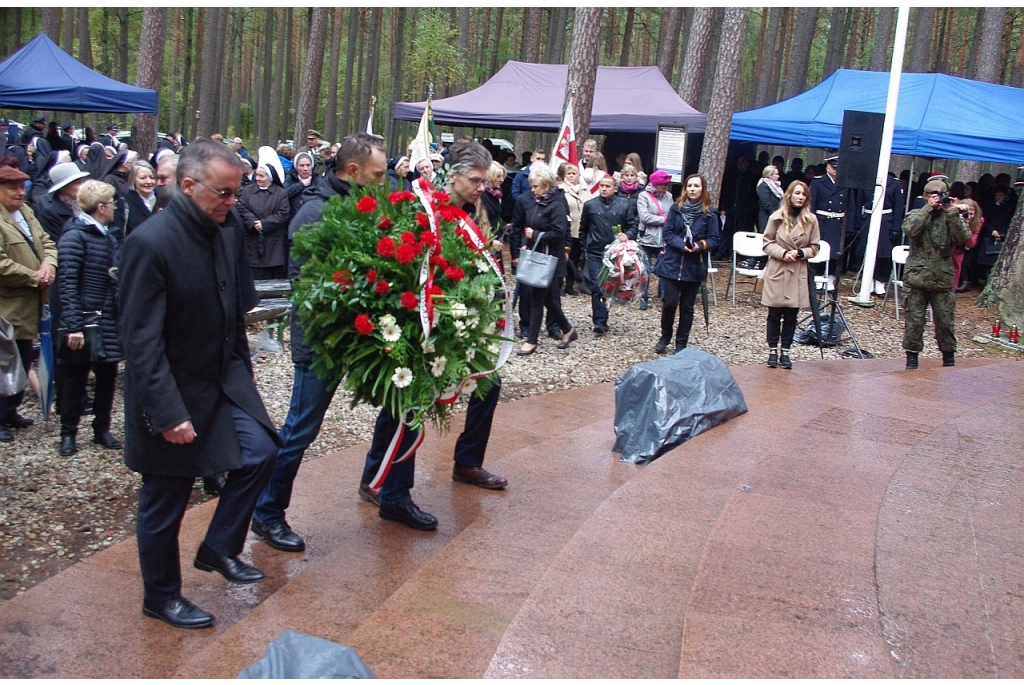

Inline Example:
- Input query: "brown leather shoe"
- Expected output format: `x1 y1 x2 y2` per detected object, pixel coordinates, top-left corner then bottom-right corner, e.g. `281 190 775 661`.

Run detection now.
452 464 508 490
358 482 380 506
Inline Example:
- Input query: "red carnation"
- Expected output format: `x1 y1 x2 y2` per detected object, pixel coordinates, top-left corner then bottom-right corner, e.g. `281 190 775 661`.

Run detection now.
388 191 416 205
333 270 353 289
377 216 394 231
395 244 416 264
400 291 418 310
375 280 391 295
445 266 465 282
354 314 375 335
400 231 417 245
432 190 450 204
376 236 396 258
497 318 506 329
356 196 377 214
429 255 448 270
438 204 466 223
429 284 444 297
420 231 437 247
366 269 377 283
415 212 430 229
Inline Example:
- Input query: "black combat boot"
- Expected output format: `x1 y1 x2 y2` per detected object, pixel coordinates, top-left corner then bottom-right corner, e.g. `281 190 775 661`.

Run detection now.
905 351 919 370
779 349 792 370
942 351 955 367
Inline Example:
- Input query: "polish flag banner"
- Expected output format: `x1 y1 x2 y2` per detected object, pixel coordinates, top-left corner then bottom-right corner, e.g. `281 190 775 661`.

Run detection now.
549 103 578 173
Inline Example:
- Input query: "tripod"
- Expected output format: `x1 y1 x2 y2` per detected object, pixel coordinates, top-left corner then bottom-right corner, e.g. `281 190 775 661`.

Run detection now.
821 215 869 358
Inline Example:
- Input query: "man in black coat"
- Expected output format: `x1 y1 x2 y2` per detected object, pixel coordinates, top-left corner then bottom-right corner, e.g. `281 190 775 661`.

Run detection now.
119 139 281 629
579 176 638 334
809 155 849 287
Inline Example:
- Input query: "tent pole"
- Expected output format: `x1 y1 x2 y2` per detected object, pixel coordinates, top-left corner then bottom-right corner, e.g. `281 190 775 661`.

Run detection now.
852 6 910 306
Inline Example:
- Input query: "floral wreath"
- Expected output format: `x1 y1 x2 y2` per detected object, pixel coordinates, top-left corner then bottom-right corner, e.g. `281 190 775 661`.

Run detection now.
291 176 513 450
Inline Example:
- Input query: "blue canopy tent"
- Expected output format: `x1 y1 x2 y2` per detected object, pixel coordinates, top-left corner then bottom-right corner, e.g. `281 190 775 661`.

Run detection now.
730 69 1024 164
0 33 157 113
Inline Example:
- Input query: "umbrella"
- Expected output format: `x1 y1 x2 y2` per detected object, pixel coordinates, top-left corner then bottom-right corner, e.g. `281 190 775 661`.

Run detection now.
699 280 710 332
806 268 825 358
37 304 56 421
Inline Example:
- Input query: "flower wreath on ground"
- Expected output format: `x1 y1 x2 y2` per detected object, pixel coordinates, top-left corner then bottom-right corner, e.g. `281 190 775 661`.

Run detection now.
291 175 513 435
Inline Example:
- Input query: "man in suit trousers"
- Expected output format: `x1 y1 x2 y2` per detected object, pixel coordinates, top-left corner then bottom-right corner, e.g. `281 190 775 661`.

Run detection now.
119 139 280 629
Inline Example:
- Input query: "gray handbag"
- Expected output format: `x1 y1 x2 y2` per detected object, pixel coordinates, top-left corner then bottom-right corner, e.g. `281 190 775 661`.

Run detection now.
516 232 558 288
0 316 28 397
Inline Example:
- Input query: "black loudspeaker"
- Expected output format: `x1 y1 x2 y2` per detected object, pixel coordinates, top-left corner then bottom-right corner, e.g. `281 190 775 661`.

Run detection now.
836 110 884 190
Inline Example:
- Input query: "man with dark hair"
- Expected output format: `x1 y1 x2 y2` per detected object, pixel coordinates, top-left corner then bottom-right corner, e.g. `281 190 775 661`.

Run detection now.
580 175 639 334
120 139 281 629
100 124 119 149
19 117 45 145
809 155 847 288
251 132 388 552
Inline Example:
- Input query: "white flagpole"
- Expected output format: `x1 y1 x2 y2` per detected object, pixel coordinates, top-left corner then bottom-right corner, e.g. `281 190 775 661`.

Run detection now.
852 6 910 305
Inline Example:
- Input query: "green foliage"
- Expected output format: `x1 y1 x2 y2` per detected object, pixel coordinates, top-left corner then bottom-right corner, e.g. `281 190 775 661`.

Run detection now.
406 9 465 98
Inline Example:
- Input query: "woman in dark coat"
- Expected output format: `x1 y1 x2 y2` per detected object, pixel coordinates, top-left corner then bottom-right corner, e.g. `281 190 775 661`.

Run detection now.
285 151 322 217
654 173 720 354
124 161 158 236
517 165 577 355
237 165 291 279
756 164 783 231
55 180 124 455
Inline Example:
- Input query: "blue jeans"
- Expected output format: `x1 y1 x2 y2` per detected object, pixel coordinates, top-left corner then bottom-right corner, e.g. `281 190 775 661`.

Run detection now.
254 362 335 525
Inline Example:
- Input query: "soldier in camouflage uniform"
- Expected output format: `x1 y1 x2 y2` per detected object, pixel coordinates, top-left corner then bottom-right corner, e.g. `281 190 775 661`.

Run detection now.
901 178 971 370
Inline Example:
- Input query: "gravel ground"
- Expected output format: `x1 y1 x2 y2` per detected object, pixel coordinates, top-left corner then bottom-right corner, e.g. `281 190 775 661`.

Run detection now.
0 267 1007 604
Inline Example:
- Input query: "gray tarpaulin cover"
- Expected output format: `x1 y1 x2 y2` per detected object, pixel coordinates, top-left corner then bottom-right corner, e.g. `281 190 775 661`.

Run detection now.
238 630 374 679
613 348 747 465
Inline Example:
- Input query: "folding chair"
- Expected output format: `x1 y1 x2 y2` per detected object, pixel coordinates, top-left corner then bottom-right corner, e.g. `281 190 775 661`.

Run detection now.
728 231 766 307
807 239 831 298
883 245 910 320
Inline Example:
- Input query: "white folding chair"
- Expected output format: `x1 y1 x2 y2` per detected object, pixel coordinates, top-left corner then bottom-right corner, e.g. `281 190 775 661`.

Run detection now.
705 251 718 306
884 245 910 320
729 232 766 307
807 239 831 298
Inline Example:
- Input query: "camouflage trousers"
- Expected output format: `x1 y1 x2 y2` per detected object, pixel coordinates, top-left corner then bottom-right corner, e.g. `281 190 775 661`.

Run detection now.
902 288 956 353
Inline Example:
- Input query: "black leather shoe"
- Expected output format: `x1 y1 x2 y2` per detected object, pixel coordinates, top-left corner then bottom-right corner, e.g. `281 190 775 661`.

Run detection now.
674 343 687 354
453 464 508 489
654 336 670 354
0 424 13 442
547 327 563 340
251 518 305 552
556 328 578 350
516 344 537 356
379 499 438 531
767 350 778 368
193 542 266 583
202 474 228 496
780 350 792 369
142 596 214 629
59 436 79 456
905 351 919 370
593 324 609 335
358 482 381 506
6 413 33 428
942 351 955 367
92 432 122 450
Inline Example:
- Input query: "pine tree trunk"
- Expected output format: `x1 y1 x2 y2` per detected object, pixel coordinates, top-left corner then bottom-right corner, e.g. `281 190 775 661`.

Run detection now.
514 8 544 157
294 8 329 144
870 8 894 71
324 9 343 144
453 8 470 138
62 9 74 55
656 7 683 82
490 8 505 76
77 8 92 68
340 8 358 138
753 8 781 106
118 8 129 83
386 8 407 151
42 8 60 43
698 8 748 207
907 7 936 72
619 8 635 66
958 7 1007 183
698 9 723 113
565 8 603 145
196 8 225 139
182 9 196 141
782 8 818 99
822 7 847 78
257 9 274 145
979 193 1024 324
132 7 166 157
677 7 714 106
284 9 298 140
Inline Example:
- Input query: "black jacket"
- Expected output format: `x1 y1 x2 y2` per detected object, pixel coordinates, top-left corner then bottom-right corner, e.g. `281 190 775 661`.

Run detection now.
119 191 278 477
56 217 123 361
521 188 569 279
656 204 720 283
124 189 157 237
285 170 323 217
32 191 76 242
237 183 291 268
579 194 638 256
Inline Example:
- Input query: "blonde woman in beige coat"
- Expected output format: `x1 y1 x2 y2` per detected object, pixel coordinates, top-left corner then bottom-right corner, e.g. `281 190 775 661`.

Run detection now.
761 180 820 369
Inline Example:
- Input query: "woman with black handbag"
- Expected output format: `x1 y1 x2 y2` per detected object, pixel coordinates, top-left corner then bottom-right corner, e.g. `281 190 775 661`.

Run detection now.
517 165 577 356
56 180 123 456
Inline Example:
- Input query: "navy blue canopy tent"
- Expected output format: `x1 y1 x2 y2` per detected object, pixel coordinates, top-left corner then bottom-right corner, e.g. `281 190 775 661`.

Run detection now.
394 60 706 133
730 69 1024 164
0 34 157 113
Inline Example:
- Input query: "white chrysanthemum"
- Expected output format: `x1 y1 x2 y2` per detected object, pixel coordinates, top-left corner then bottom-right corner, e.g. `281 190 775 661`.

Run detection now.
379 314 397 328
422 340 436 353
443 384 459 396
485 322 496 335
467 317 480 329
489 342 501 353
465 348 476 362
468 307 478 317
453 320 467 332
391 367 413 388
475 259 490 273
382 323 402 342
430 356 447 377
461 378 478 395
450 302 468 319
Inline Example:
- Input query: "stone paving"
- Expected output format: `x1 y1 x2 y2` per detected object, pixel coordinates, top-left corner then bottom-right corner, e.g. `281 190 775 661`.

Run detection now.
1 356 1022 678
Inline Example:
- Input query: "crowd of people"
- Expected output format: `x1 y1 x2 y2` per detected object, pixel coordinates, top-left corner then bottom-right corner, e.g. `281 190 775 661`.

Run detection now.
0 113 1011 627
